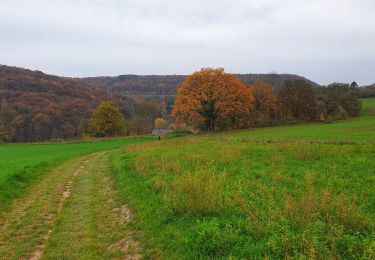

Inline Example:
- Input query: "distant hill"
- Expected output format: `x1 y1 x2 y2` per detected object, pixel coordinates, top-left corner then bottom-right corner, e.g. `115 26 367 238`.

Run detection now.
79 73 320 96
0 65 323 142
78 73 319 114
0 65 137 142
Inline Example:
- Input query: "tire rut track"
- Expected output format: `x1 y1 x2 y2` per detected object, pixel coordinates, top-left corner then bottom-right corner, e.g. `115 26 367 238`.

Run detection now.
0 151 142 259
0 153 99 259
28 157 93 260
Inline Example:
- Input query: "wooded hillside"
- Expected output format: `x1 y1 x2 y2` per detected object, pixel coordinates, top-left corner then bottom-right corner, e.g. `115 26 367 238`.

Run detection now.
79 73 319 96
0 65 137 142
358 84 375 98
0 65 364 142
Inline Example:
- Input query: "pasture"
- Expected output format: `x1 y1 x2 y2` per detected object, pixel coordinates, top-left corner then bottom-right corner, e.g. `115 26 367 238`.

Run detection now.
0 98 374 259
110 98 375 258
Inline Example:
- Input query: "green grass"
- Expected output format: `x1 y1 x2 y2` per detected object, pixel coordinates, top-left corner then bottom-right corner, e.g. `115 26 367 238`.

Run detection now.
221 98 375 142
361 98 375 116
42 152 141 259
110 98 375 259
0 137 154 210
1 98 374 258
0 153 98 258
225 117 375 142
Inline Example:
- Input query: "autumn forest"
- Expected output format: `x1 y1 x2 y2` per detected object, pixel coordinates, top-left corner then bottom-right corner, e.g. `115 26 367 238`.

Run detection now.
0 65 367 143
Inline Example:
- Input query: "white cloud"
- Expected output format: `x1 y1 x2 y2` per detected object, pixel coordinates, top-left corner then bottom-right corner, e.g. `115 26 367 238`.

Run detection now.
0 0 374 84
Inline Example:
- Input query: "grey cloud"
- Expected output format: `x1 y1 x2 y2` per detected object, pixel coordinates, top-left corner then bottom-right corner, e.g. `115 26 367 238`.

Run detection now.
0 0 374 85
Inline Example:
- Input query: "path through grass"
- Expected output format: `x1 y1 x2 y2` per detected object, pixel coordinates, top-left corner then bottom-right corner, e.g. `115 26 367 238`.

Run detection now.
0 137 152 210
0 151 141 259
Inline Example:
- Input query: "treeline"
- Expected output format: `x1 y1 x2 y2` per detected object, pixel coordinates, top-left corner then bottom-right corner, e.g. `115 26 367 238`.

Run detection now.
358 84 375 98
79 73 318 96
0 65 365 142
173 68 362 131
245 81 362 127
0 65 164 142
268 81 361 125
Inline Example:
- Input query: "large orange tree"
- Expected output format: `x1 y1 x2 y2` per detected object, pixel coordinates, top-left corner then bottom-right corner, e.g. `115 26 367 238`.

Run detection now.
172 68 254 131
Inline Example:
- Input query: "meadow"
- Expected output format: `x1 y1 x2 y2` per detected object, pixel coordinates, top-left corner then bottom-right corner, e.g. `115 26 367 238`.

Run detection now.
225 98 375 142
0 99 374 258
110 98 375 259
0 137 152 210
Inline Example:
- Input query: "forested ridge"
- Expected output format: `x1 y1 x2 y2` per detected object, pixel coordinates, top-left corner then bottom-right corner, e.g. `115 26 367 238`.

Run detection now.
79 74 374 99
79 73 319 96
0 65 138 142
358 84 375 98
0 65 368 142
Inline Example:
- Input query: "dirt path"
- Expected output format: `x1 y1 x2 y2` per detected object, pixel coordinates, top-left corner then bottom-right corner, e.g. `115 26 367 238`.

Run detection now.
0 152 141 259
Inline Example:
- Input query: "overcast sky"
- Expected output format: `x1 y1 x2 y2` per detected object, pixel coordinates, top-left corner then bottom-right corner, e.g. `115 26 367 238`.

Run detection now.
1 0 374 85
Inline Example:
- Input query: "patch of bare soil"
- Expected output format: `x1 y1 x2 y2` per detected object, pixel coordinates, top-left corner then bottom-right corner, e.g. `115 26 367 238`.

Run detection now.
108 204 142 259
108 234 142 260
121 204 134 225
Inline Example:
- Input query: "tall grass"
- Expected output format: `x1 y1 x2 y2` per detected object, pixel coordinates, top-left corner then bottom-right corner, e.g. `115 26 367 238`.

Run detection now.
165 164 226 215
109 99 375 258
284 175 368 232
112 135 375 258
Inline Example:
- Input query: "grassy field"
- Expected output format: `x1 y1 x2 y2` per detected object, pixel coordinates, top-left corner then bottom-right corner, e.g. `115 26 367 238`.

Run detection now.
110 98 375 259
0 137 153 210
361 98 375 116
223 98 375 142
0 99 374 258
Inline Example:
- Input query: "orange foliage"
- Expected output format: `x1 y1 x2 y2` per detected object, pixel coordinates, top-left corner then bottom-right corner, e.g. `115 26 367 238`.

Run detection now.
172 68 254 131
250 82 278 127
